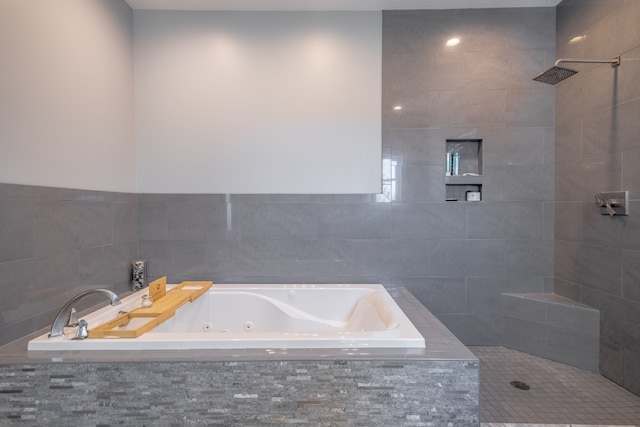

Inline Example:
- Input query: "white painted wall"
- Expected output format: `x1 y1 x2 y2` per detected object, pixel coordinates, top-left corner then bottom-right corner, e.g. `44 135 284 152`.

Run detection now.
0 0 135 193
135 11 381 194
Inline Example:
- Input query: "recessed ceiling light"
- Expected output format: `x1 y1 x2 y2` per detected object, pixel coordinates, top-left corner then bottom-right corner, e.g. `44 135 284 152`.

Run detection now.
393 105 402 111
446 38 460 47
569 35 585 43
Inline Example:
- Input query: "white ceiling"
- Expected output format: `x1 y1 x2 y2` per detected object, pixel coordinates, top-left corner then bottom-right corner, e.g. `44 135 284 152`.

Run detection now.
125 0 562 11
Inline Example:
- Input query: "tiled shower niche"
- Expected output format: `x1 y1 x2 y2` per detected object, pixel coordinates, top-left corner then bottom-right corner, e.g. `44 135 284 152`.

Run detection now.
445 139 483 202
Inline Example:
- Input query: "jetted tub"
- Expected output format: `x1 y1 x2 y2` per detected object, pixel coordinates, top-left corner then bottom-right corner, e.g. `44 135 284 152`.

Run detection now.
28 284 425 351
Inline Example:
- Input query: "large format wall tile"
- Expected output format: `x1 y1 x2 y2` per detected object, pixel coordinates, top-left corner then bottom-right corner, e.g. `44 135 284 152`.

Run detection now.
33 201 112 256
624 348 640 395
506 87 555 127
554 153 622 202
556 0 640 393
238 203 317 240
622 149 640 200
466 202 544 240
620 46 640 103
556 0 615 52
581 99 640 158
0 260 34 328
505 239 554 278
492 164 554 202
0 200 34 263
482 127 546 167
168 202 231 241
555 240 622 295
388 128 444 165
394 164 445 202
622 249 640 302
317 204 390 240
0 185 137 346
581 201 640 251
390 202 466 240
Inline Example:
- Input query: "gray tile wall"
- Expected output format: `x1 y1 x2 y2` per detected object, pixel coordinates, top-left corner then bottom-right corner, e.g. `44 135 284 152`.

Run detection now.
0 184 137 346
555 0 640 395
139 8 556 347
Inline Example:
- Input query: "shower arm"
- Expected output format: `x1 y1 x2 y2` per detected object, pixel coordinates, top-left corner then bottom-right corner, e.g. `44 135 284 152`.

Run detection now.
554 57 621 68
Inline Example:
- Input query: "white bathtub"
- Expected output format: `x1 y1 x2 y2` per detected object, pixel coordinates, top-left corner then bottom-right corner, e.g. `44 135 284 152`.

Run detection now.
28 284 425 351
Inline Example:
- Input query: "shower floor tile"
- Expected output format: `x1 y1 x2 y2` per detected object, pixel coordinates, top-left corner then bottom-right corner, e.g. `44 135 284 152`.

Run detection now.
471 346 640 426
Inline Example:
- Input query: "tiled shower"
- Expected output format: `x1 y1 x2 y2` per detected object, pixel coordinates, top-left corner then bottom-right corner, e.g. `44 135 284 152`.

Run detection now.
554 0 640 395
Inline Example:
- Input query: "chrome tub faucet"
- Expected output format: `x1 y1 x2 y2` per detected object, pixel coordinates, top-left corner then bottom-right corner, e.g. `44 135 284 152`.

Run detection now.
49 289 121 338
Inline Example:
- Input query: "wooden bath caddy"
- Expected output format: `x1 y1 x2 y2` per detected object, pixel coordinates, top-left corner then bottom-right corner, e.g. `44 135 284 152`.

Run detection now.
88 277 212 339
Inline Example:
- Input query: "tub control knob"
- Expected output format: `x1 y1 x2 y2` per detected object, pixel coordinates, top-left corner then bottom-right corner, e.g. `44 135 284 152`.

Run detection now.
141 295 153 308
72 319 88 340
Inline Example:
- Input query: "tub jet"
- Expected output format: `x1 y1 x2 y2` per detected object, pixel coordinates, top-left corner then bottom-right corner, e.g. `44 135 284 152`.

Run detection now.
510 380 531 391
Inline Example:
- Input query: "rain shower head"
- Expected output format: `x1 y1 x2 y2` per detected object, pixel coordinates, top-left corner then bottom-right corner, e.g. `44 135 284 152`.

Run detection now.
533 56 621 85
533 65 578 84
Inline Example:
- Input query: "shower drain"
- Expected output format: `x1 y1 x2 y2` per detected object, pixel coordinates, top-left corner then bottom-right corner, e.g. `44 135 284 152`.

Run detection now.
510 380 530 391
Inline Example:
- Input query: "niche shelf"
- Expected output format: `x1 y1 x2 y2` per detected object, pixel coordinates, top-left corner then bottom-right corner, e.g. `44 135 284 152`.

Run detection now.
445 139 483 201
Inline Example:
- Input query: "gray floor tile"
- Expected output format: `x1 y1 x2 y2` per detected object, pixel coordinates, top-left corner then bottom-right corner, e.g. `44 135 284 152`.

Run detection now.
473 346 640 426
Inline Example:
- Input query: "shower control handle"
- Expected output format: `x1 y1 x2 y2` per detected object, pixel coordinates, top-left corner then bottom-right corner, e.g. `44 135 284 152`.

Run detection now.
595 191 629 216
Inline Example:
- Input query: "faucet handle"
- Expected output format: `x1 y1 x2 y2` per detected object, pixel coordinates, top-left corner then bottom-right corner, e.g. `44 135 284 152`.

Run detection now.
67 308 79 327
72 319 89 340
